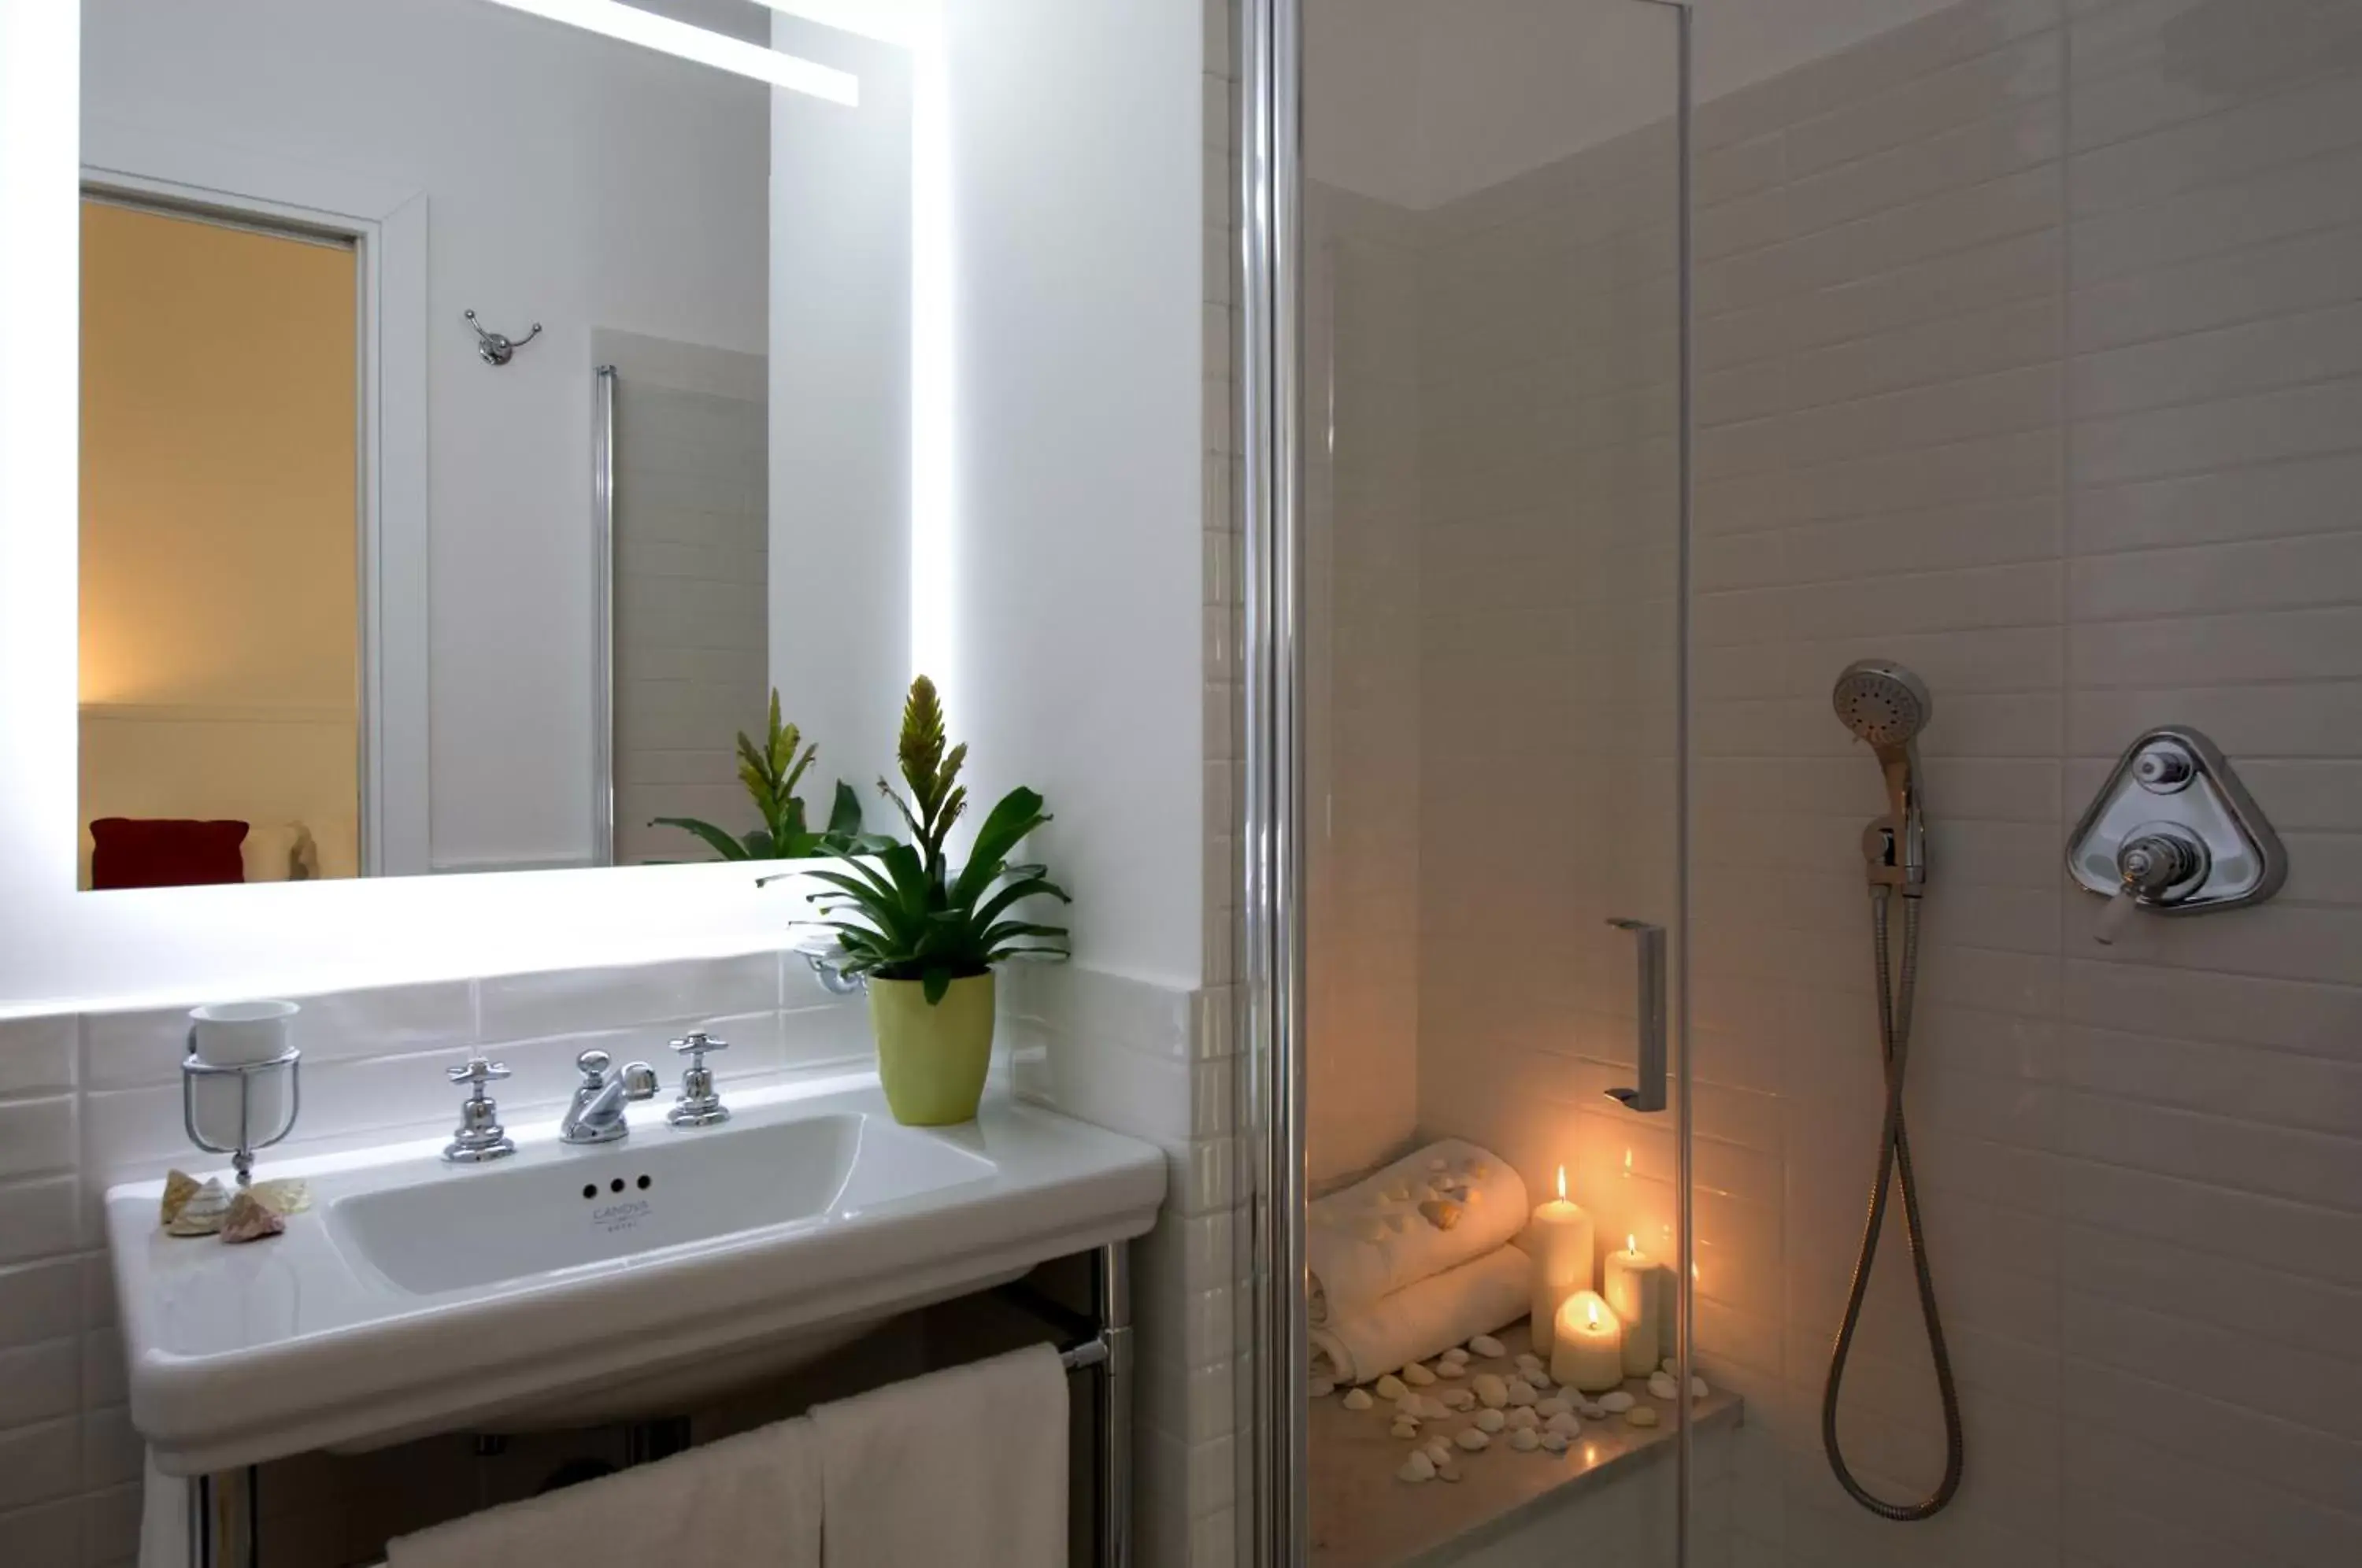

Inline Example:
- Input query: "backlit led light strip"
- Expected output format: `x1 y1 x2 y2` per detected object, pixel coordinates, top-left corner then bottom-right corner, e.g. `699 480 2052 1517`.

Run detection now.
483 0 859 104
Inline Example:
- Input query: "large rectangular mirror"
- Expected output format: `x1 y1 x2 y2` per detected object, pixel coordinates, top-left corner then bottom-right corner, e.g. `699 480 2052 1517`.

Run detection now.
76 0 916 889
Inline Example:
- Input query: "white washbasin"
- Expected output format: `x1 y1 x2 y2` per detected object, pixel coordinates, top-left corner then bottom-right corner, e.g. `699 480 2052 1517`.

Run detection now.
108 1074 1165 1475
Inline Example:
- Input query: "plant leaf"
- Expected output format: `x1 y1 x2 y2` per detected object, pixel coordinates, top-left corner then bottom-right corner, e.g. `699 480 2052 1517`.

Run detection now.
649 817 751 861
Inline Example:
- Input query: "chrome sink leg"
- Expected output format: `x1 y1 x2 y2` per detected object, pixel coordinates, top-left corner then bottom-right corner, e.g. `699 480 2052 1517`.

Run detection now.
1095 1241 1134 1568
191 1466 258 1568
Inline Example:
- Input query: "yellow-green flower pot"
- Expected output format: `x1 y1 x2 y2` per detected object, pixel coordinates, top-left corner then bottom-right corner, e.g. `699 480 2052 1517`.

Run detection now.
868 972 996 1126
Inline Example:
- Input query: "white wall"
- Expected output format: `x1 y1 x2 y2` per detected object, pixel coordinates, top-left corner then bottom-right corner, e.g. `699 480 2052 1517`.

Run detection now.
81 0 771 873
943 0 1206 991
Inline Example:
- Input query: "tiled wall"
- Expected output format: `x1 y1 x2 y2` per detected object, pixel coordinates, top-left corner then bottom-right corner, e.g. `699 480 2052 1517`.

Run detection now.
1309 0 2362 1564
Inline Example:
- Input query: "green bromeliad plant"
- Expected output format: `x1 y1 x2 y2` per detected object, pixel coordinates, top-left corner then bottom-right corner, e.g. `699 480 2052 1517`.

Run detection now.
650 690 892 862
802 675 1070 1003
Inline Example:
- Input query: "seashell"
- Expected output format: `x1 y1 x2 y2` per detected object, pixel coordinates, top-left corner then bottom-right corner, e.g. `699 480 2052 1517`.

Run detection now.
1474 1408 1506 1433
1691 1377 1710 1400
1423 1439 1452 1467
1626 1405 1660 1428
1417 1200 1463 1231
1472 1373 1509 1409
1537 1397 1571 1420
1599 1390 1637 1413
1648 1371 1679 1401
248 1178 311 1216
1390 1419 1420 1439
1455 1428 1490 1452
159 1170 202 1229
1505 1407 1538 1431
1469 1333 1506 1359
1438 1388 1476 1411
1401 1362 1436 1387
1509 1428 1540 1452
1544 1411 1583 1439
1506 1378 1538 1406
1398 1452 1435 1483
220 1191 285 1244
1309 1378 1335 1400
1342 1388 1374 1411
1540 1432 1569 1453
1435 1358 1467 1379
1577 1401 1609 1421
165 1178 231 1237
1375 1374 1409 1401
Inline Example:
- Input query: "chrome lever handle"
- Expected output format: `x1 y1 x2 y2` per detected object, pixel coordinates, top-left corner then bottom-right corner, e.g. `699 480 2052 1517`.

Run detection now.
1604 918 1668 1115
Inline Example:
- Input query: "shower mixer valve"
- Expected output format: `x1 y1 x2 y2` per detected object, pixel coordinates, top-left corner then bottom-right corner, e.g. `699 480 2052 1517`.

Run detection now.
2067 728 2285 945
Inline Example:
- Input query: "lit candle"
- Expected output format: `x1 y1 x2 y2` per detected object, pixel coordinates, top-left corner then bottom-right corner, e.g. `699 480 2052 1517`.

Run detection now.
1548 1290 1625 1393
1525 1165 1594 1357
1603 1233 1663 1378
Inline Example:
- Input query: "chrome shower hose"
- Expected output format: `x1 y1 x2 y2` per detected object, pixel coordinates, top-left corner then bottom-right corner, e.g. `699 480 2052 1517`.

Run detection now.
1821 887 1964 1521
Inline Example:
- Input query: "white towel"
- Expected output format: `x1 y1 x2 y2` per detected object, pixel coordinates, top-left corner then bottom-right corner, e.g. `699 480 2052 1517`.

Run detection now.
1309 1245 1533 1386
1305 1139 1529 1324
386 1415 820 1568
812 1343 1068 1568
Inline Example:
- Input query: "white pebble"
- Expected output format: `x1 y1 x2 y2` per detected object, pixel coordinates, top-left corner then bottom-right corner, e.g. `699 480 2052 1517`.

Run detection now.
1505 1407 1538 1431
1509 1428 1541 1452
1540 1433 1569 1453
1398 1452 1435 1483
1469 1333 1506 1359
1647 1371 1679 1401
1506 1379 1538 1407
1436 1462 1463 1484
1525 1369 1554 1391
1544 1411 1583 1439
1390 1419 1419 1439
1513 1352 1545 1373
1309 1378 1335 1400
1438 1388 1476 1411
1662 1358 1678 1376
1435 1358 1468 1379
1473 1373 1509 1409
1375 1374 1409 1400
1626 1405 1660 1429
1455 1428 1491 1452
1691 1376 1711 1400
1440 1346 1471 1366
1424 1439 1453 1467
1474 1408 1506 1433
1420 1396 1457 1421
1343 1388 1374 1411
1536 1397 1571 1419
1402 1362 1437 1387
1576 1400 1609 1420
1599 1391 1637 1413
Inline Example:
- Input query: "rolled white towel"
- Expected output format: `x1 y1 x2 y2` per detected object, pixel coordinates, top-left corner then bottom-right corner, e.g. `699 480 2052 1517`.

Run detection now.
1309 1247 1533 1387
1306 1139 1528 1324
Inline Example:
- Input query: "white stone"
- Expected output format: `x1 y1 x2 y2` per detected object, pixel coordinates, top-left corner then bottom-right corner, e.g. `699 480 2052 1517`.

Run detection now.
1374 1374 1409 1401
1648 1371 1679 1401
1455 1428 1491 1452
1505 1379 1538 1406
1438 1389 1476 1411
1424 1439 1453 1467
1398 1452 1435 1483
1469 1333 1506 1359
1536 1397 1571 1420
1420 1396 1457 1421
1576 1401 1608 1421
1390 1419 1419 1439
1434 1359 1467 1379
1599 1391 1637 1413
1472 1373 1509 1409
1509 1428 1541 1452
1544 1411 1583 1439
1436 1462 1463 1484
1440 1346 1470 1366
1342 1388 1374 1411
1524 1368 1553 1391
1626 1405 1660 1429
1505 1407 1538 1431
1401 1362 1436 1386
1540 1433 1569 1454
1474 1408 1506 1433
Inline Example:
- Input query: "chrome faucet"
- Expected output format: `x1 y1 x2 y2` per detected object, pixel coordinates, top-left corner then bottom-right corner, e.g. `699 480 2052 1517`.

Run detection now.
559 1049 657 1145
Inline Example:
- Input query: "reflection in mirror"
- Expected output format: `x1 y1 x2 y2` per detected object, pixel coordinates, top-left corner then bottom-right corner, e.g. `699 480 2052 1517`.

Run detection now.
76 0 912 889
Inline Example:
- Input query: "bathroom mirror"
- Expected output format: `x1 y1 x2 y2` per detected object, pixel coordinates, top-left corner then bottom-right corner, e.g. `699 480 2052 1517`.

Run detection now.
75 0 917 889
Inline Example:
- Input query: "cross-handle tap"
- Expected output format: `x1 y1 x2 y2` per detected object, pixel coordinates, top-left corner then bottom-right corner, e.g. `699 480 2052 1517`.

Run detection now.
559 1048 657 1145
667 1030 731 1128
442 1056 517 1163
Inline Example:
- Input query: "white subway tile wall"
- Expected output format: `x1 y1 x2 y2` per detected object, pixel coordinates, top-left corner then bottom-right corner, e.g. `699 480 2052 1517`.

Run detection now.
0 949 887 1565
1303 0 2362 1565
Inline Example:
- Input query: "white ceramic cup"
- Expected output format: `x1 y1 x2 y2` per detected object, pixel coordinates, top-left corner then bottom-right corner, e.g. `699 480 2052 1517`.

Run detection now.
187 1000 299 1154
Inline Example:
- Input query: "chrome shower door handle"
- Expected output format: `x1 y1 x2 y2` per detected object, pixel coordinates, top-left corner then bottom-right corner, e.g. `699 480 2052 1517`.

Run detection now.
1604 917 1668 1114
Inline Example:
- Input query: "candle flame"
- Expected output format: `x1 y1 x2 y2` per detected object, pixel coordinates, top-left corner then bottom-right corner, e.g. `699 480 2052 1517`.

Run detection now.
1585 1297 1601 1329
1627 1233 1637 1253
1623 1148 1633 1174
1556 1165 1567 1200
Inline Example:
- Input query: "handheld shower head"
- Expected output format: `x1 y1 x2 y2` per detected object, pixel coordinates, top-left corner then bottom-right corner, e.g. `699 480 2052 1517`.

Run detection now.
1833 660 1931 893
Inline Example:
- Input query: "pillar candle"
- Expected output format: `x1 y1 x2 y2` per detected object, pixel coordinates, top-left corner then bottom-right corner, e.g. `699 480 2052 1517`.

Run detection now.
1549 1290 1625 1393
1603 1234 1663 1378
1524 1165 1594 1357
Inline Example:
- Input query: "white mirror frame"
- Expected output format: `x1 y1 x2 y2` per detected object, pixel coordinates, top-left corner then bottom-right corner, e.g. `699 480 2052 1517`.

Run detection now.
0 2 821 1010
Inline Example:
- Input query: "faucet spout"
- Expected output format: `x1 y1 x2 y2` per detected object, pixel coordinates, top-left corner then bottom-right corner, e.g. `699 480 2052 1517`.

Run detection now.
558 1050 656 1145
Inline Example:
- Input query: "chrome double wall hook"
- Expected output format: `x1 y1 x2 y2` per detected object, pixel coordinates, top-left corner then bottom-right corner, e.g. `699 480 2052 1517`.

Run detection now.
464 309 542 366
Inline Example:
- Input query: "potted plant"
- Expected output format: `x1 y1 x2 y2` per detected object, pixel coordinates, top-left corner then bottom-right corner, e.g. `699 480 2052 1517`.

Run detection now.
650 690 890 860
803 676 1070 1126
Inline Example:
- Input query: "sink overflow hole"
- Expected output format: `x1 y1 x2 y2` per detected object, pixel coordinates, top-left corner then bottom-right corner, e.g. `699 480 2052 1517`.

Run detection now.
579 1175 655 1200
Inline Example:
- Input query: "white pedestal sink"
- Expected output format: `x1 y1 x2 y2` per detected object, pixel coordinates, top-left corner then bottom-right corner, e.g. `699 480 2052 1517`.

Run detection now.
107 1072 1166 1476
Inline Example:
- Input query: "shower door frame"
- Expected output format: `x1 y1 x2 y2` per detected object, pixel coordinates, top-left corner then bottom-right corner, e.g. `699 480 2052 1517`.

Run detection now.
1235 2 1700 1561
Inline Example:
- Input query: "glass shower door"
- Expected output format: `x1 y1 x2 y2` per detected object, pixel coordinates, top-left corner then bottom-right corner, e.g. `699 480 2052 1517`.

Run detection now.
1286 2 1705 1561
